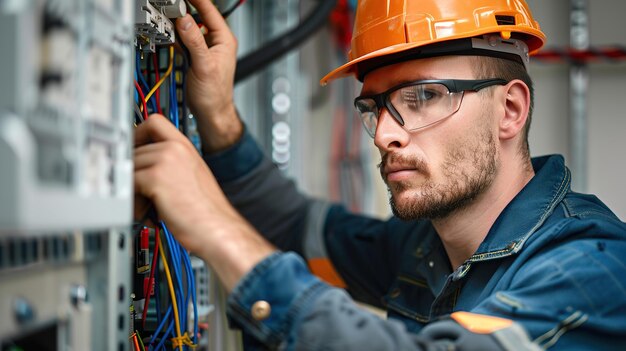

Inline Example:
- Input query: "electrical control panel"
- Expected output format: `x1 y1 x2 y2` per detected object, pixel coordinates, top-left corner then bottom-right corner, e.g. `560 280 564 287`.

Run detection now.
0 0 225 350
0 0 135 234
0 0 135 350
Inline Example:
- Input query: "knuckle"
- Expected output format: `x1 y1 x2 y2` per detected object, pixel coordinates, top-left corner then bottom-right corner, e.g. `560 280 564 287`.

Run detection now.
164 141 189 161
170 141 187 155
190 31 206 48
231 35 238 49
205 60 218 72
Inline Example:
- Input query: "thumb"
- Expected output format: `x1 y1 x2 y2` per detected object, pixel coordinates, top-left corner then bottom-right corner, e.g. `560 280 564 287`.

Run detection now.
176 14 210 71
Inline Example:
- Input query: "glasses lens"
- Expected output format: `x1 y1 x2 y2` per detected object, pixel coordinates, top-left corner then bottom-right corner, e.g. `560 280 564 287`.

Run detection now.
389 83 461 131
355 98 378 137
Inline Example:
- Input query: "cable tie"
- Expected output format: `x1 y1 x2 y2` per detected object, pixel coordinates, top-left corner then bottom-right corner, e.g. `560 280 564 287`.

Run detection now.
171 332 197 349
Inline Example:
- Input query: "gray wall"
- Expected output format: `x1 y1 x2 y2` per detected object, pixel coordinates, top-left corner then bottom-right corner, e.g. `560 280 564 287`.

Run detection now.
240 1 626 221
527 0 626 219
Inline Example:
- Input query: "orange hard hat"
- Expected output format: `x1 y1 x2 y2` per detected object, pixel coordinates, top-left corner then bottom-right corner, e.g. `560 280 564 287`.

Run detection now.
321 0 546 85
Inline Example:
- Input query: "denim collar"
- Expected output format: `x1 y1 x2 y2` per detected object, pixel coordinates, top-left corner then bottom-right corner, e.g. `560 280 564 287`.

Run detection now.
467 155 571 263
411 155 571 281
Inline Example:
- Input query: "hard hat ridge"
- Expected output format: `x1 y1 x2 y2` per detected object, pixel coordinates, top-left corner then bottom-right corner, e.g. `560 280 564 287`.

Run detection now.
321 0 546 85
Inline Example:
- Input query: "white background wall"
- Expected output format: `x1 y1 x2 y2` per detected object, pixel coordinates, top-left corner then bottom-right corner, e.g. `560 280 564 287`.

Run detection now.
527 0 626 219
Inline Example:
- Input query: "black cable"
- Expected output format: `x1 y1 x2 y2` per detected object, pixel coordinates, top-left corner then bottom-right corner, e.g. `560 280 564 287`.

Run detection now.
234 0 337 83
221 0 246 19
186 0 246 22
176 49 190 137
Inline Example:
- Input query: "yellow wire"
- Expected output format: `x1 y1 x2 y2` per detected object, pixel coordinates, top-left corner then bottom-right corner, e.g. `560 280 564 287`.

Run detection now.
144 46 175 104
158 234 183 351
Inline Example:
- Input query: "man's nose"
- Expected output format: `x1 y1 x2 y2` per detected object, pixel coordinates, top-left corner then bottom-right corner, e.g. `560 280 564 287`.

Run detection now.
374 108 410 152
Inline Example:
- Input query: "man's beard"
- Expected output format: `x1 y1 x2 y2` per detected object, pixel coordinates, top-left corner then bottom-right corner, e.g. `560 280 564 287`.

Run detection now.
379 130 498 221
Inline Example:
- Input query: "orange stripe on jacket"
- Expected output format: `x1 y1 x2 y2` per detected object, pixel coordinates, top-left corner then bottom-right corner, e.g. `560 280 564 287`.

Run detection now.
451 312 514 334
308 258 347 288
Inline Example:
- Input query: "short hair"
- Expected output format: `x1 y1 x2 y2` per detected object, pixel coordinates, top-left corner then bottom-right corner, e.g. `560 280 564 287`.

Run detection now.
472 56 534 159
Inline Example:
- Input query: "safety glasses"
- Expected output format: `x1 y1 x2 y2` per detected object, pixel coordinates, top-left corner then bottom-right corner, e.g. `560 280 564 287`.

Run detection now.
354 78 508 138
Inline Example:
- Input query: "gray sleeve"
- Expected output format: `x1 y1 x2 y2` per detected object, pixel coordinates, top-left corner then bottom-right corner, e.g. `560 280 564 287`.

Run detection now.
219 154 330 257
294 289 541 351
295 289 435 350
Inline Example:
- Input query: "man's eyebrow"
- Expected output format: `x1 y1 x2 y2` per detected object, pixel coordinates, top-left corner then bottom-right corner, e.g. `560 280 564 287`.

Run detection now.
358 75 440 96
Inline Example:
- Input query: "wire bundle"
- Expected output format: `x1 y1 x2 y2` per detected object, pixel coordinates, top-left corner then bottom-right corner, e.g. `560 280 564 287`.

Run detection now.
133 45 198 350
146 222 198 351
134 47 176 125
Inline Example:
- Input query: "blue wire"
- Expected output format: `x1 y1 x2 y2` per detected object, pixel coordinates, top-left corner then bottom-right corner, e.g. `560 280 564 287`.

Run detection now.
134 70 139 103
169 70 175 124
161 221 199 349
147 225 198 351
173 50 179 128
168 71 173 123
182 247 191 339
182 250 198 344
136 51 158 112
161 222 187 342
150 305 172 348
179 242 191 344
170 65 179 129
163 224 185 330
154 322 175 351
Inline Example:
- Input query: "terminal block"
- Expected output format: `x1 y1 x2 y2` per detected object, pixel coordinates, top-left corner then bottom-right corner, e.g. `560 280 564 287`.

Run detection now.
135 0 187 53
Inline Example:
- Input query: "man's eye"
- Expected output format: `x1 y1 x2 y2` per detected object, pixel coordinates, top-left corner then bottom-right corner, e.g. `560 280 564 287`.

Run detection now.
401 89 438 108
419 89 437 100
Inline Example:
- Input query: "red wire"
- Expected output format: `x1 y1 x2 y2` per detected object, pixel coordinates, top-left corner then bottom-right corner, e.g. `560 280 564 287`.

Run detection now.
152 53 164 115
134 80 149 121
142 226 160 329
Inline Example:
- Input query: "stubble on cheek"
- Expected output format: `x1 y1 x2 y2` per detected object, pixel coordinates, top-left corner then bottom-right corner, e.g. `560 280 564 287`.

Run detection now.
385 129 497 221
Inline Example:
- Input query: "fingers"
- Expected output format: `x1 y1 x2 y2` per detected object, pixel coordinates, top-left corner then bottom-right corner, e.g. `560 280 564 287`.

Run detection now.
134 167 160 203
186 0 233 45
176 0 237 76
133 138 211 195
134 142 169 170
176 14 212 70
134 114 189 147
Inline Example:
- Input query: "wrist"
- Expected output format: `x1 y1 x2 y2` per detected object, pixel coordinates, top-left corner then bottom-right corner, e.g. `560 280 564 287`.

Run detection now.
196 103 244 154
196 218 276 291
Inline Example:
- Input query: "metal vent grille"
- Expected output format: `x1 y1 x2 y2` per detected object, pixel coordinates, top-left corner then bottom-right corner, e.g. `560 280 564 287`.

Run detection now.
495 15 516 26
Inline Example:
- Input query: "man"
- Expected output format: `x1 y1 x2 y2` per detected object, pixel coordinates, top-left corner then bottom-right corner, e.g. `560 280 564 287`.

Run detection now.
134 0 626 349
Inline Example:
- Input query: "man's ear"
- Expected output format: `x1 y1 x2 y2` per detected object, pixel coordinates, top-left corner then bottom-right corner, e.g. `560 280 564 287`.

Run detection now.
499 79 530 141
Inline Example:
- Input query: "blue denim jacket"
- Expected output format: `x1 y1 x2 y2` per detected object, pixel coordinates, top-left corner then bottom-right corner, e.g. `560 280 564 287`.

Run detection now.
206 130 626 350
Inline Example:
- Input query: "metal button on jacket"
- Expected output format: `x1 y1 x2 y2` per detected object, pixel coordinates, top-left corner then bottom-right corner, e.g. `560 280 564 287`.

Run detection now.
251 300 271 320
